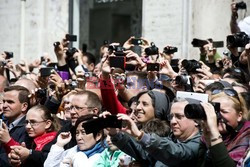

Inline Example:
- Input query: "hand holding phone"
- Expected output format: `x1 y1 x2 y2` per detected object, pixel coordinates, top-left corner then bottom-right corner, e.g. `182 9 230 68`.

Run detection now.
147 63 160 71
40 67 55 77
65 34 77 42
131 38 143 45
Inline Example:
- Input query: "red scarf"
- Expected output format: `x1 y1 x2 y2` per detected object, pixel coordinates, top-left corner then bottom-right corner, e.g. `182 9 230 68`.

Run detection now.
34 132 57 151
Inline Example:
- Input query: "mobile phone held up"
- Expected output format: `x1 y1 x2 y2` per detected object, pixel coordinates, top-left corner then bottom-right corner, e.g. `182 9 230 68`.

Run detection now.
147 63 160 71
40 67 54 77
131 38 143 45
65 34 77 42
82 115 122 134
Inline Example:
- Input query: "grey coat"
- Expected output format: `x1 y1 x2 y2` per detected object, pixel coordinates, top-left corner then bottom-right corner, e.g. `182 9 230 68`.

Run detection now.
111 132 201 167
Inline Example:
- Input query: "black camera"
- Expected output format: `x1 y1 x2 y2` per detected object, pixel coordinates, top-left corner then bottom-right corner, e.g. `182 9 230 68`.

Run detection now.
66 47 78 58
227 32 250 47
191 39 209 47
53 41 60 47
191 39 224 48
181 59 201 73
145 43 159 56
108 45 126 56
184 102 220 120
236 1 247 10
163 46 178 54
82 115 122 134
175 75 190 85
4 51 14 59
36 89 47 99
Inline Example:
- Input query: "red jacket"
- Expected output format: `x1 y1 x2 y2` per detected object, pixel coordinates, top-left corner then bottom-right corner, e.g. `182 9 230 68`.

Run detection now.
100 78 127 115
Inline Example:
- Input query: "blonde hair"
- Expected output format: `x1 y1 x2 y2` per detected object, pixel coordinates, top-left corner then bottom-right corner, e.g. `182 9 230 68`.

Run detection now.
211 92 248 119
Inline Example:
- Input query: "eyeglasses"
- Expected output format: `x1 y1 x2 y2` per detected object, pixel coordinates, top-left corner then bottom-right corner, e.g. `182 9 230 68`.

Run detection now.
25 120 46 127
168 113 186 121
70 105 94 111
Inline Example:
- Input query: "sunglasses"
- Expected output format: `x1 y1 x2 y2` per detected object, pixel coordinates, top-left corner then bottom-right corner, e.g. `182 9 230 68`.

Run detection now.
212 88 240 101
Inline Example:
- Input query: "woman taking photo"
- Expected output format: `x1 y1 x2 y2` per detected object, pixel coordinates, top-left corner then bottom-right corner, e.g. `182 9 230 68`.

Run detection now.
198 88 250 167
44 114 105 167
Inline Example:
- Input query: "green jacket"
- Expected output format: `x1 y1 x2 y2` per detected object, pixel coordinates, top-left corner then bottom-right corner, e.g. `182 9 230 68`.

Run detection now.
94 148 126 167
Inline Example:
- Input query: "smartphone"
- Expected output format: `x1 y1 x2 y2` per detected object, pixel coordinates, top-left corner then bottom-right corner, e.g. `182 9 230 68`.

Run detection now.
102 115 122 129
131 38 143 45
65 34 77 42
83 115 122 134
147 63 160 71
40 67 54 77
109 56 125 70
4 51 14 59
82 118 103 134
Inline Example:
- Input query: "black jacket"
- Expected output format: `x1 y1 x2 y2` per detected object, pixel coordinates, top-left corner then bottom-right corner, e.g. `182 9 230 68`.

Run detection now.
0 116 30 167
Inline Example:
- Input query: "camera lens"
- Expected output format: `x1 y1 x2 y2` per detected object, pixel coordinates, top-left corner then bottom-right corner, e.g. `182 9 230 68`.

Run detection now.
184 104 207 120
175 75 189 85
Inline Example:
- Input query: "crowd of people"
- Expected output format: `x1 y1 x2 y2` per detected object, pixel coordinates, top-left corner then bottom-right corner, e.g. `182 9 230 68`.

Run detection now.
0 2 249 167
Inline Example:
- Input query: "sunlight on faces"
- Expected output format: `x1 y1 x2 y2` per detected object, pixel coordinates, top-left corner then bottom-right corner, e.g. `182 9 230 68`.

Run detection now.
3 91 26 122
170 101 198 141
135 93 155 123
212 96 243 134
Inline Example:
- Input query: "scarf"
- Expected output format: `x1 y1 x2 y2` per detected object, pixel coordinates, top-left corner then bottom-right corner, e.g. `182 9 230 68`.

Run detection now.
77 141 105 158
34 131 57 151
201 121 250 164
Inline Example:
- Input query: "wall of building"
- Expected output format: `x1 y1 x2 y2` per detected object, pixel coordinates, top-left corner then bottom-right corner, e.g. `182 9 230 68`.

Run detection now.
142 0 250 60
0 0 68 63
0 0 250 63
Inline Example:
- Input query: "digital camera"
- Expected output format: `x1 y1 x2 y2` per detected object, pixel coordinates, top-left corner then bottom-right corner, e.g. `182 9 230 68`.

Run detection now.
145 43 159 56
184 102 220 120
227 32 250 47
